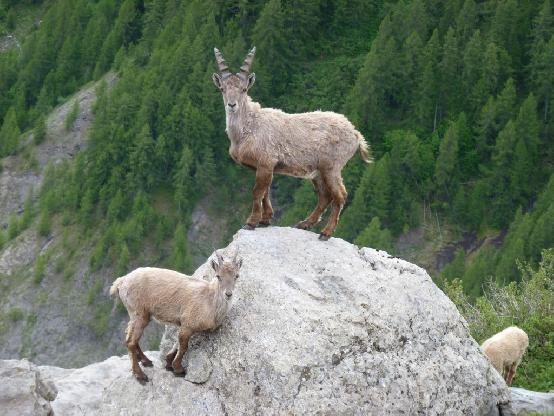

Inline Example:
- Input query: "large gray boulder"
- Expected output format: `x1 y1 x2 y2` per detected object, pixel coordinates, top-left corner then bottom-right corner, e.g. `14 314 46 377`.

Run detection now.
3 227 516 414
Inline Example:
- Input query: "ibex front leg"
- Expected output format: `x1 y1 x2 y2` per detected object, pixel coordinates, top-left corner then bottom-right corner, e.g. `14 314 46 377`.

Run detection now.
244 167 273 230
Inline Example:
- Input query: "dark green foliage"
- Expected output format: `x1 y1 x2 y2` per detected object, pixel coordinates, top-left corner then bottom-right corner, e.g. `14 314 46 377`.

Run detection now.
33 115 47 144
354 217 394 253
0 107 20 157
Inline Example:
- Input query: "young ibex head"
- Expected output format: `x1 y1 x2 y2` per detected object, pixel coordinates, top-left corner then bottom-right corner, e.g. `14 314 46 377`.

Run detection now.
210 250 243 300
212 47 256 114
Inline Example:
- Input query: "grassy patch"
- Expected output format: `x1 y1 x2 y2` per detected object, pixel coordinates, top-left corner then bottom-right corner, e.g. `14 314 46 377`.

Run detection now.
33 254 48 285
7 307 23 322
90 302 111 338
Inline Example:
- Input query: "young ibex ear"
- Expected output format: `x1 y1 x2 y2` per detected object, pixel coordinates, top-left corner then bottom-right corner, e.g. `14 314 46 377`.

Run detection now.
212 73 222 89
247 73 255 90
237 257 243 269
211 258 220 271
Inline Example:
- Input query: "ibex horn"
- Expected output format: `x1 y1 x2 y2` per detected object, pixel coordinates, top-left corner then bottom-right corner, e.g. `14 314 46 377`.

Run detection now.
214 48 231 78
239 46 256 80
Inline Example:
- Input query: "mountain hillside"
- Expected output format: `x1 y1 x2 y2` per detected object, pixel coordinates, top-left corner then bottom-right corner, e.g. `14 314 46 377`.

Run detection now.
0 0 552 392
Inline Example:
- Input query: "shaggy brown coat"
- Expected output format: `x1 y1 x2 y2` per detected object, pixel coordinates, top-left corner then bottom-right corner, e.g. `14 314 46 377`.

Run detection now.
110 252 241 381
213 47 371 240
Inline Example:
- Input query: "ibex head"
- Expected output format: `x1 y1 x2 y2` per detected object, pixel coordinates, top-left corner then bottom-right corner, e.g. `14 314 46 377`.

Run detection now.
212 47 256 114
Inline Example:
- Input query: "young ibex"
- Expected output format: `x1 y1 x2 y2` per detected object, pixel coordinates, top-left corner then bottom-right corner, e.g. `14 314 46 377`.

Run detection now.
212 47 371 240
109 251 242 382
481 326 529 386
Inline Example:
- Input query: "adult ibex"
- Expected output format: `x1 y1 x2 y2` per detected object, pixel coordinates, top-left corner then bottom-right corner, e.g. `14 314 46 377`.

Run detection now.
212 47 371 240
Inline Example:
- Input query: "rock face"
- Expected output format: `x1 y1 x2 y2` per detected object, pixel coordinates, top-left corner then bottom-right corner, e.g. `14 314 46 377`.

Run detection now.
0 359 57 416
2 228 514 414
510 387 554 415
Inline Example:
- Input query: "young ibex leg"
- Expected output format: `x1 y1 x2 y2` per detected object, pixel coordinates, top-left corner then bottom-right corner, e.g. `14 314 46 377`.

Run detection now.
319 172 347 240
136 344 153 367
295 175 331 230
172 327 192 377
506 362 518 386
165 345 178 371
244 168 273 229
125 315 150 381
259 186 273 227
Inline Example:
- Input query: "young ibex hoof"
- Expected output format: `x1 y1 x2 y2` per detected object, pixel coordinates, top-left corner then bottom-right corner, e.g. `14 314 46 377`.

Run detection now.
134 372 149 382
141 359 153 367
165 364 174 372
258 220 271 227
242 223 256 230
318 233 331 241
173 368 187 377
294 221 311 230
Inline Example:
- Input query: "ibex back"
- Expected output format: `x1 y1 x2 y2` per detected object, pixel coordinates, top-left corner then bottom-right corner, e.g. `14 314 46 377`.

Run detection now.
212 47 371 240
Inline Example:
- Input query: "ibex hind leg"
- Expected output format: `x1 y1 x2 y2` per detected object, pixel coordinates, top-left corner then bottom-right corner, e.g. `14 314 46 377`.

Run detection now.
295 175 331 230
259 186 273 227
319 171 347 240
125 315 150 382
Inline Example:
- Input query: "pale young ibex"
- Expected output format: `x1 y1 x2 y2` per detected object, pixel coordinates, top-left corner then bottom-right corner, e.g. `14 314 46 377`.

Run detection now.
110 251 242 382
212 47 371 240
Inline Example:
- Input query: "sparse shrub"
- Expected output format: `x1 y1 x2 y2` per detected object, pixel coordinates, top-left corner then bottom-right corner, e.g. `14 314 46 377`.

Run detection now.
87 280 102 305
37 209 50 237
90 303 111 337
7 308 23 322
33 254 47 285
7 213 19 240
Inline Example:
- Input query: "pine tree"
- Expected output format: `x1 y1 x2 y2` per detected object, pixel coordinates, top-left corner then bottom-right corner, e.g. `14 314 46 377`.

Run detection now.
169 222 193 272
174 145 194 214
415 29 441 131
354 217 394 253
34 114 47 144
435 120 459 198
0 107 21 156
490 120 518 227
440 27 460 115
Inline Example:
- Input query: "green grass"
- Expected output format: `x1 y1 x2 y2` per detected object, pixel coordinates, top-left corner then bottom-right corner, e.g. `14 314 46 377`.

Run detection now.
7 307 23 322
33 254 47 285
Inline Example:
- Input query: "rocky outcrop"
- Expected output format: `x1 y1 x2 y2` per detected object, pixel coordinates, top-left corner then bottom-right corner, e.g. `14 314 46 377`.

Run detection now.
0 359 57 416
1 227 518 415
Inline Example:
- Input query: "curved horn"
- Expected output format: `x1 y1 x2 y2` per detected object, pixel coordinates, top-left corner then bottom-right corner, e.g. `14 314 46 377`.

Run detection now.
239 46 256 80
216 250 225 265
214 47 231 78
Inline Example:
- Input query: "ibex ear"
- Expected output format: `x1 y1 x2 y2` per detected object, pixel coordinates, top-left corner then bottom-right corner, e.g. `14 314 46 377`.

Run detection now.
237 258 243 269
247 73 255 90
212 73 222 89
211 258 219 271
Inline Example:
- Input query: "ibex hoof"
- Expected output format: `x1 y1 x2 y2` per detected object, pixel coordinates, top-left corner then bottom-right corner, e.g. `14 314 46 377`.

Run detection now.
165 364 174 372
318 233 331 241
258 220 271 227
242 223 256 230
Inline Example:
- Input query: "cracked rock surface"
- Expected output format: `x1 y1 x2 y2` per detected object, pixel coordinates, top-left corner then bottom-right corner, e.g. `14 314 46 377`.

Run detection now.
3 227 514 414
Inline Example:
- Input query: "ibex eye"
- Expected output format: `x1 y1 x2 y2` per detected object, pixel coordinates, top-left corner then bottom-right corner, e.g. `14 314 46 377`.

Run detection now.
235 274 239 279
216 275 222 281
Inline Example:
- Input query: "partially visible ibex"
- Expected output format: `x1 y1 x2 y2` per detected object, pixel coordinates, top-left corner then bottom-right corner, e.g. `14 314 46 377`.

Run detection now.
212 47 371 240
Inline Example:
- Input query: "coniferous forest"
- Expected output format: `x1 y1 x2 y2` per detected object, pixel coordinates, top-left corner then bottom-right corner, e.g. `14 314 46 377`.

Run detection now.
0 0 552 390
